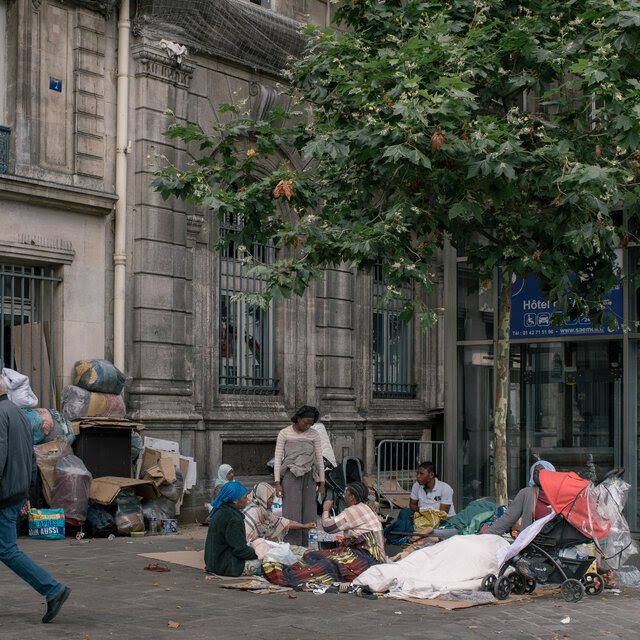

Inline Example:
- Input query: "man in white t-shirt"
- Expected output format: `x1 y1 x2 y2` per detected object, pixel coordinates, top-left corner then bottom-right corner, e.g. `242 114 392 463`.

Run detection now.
409 461 455 517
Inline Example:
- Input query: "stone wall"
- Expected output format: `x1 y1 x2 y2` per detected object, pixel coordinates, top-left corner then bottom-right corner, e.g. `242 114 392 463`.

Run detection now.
126 38 444 520
0 0 116 393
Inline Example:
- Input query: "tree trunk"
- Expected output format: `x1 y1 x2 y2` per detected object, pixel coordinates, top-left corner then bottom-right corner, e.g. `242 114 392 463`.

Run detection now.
493 269 512 507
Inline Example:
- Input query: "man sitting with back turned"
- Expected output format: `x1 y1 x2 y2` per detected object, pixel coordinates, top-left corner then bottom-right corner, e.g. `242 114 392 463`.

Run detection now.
0 376 70 623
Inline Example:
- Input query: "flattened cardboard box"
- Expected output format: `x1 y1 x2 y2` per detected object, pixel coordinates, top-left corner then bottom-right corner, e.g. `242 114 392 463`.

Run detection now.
90 476 160 505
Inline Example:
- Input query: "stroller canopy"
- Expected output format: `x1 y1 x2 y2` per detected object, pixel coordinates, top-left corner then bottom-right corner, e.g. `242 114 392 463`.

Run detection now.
539 470 610 540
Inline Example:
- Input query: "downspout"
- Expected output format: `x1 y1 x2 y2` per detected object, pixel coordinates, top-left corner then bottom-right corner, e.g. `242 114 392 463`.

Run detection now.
113 0 130 371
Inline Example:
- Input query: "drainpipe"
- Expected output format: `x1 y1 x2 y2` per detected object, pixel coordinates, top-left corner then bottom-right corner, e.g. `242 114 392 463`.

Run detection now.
113 0 130 371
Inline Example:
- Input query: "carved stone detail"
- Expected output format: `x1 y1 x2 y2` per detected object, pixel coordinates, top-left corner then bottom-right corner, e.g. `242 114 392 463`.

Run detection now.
32 0 42 10
132 43 194 89
250 82 279 121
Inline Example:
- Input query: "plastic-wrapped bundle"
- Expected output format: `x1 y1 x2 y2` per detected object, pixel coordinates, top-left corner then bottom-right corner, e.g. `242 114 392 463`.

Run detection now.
141 497 177 527
22 408 75 445
61 385 126 421
73 359 126 395
589 475 638 570
49 409 75 445
2 368 38 408
158 468 184 503
51 454 92 526
84 502 117 538
115 491 145 535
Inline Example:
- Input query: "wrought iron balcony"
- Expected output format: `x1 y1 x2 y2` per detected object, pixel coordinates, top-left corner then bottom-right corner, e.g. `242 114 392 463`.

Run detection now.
0 126 9 174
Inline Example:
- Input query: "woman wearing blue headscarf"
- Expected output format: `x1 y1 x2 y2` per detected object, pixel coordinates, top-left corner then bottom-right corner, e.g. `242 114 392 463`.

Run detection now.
205 481 258 576
483 460 556 536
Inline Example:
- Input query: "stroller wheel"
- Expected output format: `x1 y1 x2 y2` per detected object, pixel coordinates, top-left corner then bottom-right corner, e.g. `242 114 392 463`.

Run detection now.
524 577 537 594
493 575 512 601
509 572 527 595
582 572 604 596
560 578 585 603
481 574 496 591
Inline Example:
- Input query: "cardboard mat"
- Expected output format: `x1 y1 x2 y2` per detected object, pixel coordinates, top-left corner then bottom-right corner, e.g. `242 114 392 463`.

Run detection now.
387 587 559 610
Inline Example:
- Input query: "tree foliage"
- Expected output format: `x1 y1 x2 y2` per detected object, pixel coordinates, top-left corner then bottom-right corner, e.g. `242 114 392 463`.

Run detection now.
154 0 640 330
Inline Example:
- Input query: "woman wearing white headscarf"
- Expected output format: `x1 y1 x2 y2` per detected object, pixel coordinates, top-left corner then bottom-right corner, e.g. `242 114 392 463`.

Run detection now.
212 464 234 500
482 460 556 536
243 482 314 547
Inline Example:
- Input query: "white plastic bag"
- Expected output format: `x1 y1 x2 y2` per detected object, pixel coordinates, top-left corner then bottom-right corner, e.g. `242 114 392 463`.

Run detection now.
2 368 38 408
263 541 297 565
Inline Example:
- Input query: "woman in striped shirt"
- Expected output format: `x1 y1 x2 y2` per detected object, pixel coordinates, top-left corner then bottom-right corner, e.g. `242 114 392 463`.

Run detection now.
273 405 325 546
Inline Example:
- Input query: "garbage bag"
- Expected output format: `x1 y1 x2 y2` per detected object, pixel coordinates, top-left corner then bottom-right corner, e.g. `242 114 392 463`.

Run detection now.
158 468 184 503
615 566 640 588
115 490 145 535
2 368 38 408
141 497 176 527
73 359 126 395
84 502 117 538
131 430 143 463
61 385 126 421
51 455 92 526
34 438 75 506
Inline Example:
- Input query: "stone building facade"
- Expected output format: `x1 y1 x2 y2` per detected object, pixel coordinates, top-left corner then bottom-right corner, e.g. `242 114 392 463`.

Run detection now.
1 0 444 517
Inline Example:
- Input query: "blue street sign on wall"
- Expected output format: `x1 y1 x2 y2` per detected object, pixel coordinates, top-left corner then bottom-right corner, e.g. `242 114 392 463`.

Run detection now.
510 273 623 339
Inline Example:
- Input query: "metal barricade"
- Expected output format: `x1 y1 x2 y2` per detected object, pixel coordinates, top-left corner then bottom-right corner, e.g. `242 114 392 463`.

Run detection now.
376 439 445 506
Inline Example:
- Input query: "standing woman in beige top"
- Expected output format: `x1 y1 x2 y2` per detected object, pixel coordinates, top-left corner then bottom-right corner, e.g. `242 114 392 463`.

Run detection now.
274 406 325 546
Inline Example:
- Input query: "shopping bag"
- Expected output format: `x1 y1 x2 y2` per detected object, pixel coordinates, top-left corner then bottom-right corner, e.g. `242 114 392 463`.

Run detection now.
28 508 65 540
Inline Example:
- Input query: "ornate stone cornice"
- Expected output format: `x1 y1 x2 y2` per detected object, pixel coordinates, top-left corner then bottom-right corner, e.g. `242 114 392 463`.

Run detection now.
132 42 194 90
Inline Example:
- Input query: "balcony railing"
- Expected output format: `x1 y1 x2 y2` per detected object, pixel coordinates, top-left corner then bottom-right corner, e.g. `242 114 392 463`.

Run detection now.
0 126 9 174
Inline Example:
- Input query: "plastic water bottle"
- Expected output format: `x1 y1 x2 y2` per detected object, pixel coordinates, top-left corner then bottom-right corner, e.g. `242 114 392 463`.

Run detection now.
308 528 318 550
149 516 158 535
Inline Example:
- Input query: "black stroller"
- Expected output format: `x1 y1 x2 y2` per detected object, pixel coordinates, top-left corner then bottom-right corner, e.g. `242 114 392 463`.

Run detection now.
325 456 363 516
481 468 629 603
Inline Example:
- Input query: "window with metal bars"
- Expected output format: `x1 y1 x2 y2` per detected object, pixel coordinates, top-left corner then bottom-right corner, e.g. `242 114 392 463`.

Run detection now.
0 264 61 408
372 263 416 399
219 213 279 394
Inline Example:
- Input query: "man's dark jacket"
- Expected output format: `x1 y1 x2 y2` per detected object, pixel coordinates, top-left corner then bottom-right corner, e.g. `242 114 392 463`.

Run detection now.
204 502 257 576
0 394 37 508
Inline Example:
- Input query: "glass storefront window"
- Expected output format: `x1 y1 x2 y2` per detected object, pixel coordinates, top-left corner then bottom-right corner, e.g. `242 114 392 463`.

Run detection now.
458 345 494 503
457 261 494 341
512 341 621 483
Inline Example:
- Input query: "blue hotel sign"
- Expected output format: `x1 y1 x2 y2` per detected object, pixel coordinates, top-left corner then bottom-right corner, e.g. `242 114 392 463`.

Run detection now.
510 274 623 339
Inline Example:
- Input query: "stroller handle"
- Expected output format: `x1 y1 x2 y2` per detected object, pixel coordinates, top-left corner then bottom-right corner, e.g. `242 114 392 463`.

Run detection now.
596 467 625 485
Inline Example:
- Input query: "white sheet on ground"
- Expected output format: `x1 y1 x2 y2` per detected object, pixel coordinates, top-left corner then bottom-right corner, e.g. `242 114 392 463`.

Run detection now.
496 511 556 567
353 534 509 599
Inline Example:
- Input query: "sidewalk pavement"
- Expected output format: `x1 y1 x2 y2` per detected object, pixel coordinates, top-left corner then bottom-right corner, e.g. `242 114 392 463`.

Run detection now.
2 525 639 640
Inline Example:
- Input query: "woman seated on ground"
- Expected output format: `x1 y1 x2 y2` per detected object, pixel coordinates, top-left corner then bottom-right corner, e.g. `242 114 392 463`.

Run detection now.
212 464 234 500
262 481 385 588
205 481 259 577
243 482 315 558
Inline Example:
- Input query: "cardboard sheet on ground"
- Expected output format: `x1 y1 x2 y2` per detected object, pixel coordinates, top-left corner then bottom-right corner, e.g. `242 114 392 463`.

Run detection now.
386 593 530 610
137 550 244 581
220 579 293 594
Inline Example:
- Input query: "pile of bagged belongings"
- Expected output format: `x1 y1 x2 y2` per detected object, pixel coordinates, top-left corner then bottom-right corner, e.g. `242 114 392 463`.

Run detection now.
62 359 127 421
1 368 75 446
10 359 198 541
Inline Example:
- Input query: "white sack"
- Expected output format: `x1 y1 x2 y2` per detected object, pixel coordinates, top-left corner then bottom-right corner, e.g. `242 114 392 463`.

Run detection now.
353 534 509 599
2 368 38 408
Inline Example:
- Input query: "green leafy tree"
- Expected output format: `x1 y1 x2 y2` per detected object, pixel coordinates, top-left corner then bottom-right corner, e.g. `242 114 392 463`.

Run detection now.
154 0 640 504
